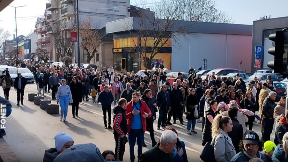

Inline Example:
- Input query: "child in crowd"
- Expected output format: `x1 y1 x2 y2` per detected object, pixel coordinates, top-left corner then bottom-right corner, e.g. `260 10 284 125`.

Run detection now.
91 87 97 103
43 132 74 162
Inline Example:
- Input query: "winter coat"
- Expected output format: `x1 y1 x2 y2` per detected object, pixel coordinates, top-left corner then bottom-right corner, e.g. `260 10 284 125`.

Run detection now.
43 148 59 162
230 151 267 162
186 94 199 120
121 88 134 102
125 100 151 134
113 106 128 136
98 90 114 108
111 81 124 97
142 95 157 119
148 84 158 97
139 143 172 162
213 130 236 162
216 95 229 104
272 144 288 162
156 90 170 110
262 97 277 119
274 103 285 119
0 75 13 89
240 98 257 112
69 81 82 103
228 118 243 153
171 140 188 162
38 77 47 88
170 88 183 106
274 117 288 145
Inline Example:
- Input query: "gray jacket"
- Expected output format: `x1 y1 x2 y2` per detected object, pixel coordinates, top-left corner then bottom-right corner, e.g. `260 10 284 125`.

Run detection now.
213 129 236 162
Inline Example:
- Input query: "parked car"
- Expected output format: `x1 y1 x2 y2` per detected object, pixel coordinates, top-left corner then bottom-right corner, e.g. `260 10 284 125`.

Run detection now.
201 68 242 80
272 82 287 102
196 69 211 76
82 64 97 69
222 73 250 81
52 62 64 67
253 69 273 74
247 73 283 83
136 70 155 77
17 68 35 83
0 66 17 81
166 72 189 84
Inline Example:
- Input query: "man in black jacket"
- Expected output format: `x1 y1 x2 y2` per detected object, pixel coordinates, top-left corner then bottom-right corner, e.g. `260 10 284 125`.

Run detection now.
139 130 177 162
113 98 128 161
168 82 183 125
142 89 157 147
216 88 229 104
98 85 114 129
14 73 27 106
262 91 277 142
228 108 243 153
121 83 134 102
157 84 170 130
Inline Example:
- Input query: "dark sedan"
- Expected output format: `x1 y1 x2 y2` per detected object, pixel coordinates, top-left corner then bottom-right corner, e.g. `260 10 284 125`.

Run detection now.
246 73 283 83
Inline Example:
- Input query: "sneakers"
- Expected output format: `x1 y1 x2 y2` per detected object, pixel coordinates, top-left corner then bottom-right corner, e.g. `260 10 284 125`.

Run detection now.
191 130 197 134
60 117 63 121
63 118 67 122
143 142 147 147
108 125 112 130
187 130 192 135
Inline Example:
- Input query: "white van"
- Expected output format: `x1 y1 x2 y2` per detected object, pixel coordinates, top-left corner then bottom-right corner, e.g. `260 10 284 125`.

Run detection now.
0 66 18 81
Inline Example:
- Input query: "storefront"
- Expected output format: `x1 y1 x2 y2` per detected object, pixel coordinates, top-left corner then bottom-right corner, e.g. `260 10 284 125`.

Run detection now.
112 36 172 72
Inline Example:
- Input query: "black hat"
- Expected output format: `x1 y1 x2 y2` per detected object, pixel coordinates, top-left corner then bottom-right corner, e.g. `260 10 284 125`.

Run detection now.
243 131 259 145
249 81 255 85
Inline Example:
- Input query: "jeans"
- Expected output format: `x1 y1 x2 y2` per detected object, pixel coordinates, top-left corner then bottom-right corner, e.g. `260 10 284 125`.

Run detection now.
59 95 69 119
158 108 167 128
187 119 197 131
42 86 46 96
114 93 120 104
129 129 144 159
246 116 255 131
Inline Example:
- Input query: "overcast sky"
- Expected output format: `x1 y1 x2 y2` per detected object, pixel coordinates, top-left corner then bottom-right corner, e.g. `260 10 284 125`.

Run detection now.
1 0 288 39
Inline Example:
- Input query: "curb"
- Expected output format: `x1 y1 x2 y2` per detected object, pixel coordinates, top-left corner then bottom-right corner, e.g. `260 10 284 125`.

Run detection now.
0 137 20 162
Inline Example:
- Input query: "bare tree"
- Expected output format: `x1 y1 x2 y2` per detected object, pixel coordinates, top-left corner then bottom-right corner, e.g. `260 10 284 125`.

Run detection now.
0 28 10 45
52 20 74 61
33 48 50 63
79 21 101 63
153 0 233 23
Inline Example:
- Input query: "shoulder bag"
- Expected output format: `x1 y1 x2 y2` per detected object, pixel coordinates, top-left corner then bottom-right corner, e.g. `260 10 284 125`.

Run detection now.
200 137 217 162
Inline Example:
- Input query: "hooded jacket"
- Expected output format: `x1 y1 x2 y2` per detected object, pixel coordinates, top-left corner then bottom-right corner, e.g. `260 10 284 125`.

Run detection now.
275 117 288 145
272 144 288 162
142 95 157 119
113 106 128 136
43 148 59 162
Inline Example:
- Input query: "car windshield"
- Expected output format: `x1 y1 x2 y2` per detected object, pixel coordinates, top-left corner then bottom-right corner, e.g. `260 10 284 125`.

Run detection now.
274 83 287 89
18 68 31 73
5 68 17 74
182 73 189 78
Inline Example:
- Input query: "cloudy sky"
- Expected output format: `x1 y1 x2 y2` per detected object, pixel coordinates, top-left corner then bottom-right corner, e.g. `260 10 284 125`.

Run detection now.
1 0 288 39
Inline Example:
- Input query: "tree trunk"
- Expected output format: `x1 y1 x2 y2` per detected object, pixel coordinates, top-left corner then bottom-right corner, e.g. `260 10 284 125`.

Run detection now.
143 57 153 69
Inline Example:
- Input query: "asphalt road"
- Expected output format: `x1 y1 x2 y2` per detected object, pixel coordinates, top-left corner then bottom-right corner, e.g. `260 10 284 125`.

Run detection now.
1 83 273 162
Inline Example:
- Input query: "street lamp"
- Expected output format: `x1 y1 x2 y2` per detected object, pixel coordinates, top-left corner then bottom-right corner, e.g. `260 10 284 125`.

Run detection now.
9 5 26 69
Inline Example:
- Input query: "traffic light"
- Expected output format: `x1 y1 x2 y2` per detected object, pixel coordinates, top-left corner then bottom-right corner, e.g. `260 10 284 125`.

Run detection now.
267 29 286 74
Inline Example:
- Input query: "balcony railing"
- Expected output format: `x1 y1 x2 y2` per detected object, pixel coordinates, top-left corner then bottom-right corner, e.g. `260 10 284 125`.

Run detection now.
61 8 68 14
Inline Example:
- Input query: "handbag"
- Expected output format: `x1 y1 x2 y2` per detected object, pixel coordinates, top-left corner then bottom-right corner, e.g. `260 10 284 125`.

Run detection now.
200 138 217 162
194 106 199 118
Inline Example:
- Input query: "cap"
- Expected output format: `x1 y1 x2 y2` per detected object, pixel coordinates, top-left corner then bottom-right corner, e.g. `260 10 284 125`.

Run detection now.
54 132 74 152
53 143 105 162
243 131 259 145
264 141 276 153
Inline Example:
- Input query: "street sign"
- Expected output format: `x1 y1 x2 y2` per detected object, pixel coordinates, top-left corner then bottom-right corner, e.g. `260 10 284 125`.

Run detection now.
254 46 264 68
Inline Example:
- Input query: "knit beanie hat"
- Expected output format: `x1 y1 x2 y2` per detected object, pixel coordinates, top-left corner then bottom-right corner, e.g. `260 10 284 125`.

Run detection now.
54 132 74 152
264 140 276 153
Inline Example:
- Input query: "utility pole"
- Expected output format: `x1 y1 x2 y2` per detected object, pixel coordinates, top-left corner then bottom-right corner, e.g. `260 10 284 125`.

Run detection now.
10 5 26 70
76 0 81 67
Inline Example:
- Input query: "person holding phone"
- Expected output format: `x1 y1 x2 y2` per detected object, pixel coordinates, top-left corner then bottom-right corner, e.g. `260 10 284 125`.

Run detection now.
126 92 151 162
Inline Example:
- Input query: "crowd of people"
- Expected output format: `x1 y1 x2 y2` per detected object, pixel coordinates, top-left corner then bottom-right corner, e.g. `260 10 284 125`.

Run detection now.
0 61 288 162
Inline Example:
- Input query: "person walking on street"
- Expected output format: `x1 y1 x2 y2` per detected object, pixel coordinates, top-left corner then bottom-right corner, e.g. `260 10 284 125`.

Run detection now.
142 89 157 147
38 73 47 96
69 76 82 118
262 91 277 143
57 79 73 122
98 85 114 129
14 73 27 106
126 92 152 162
0 71 13 100
49 73 58 100
157 84 170 130
113 98 128 161
168 82 183 125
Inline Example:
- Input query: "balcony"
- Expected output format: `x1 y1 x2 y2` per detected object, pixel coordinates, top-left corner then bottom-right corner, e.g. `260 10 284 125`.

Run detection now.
47 14 52 22
52 13 59 21
47 24 58 34
49 0 59 11
61 4 74 17
37 38 42 44
46 3 51 10
41 26 47 33
61 0 74 4
62 19 75 30
42 36 50 43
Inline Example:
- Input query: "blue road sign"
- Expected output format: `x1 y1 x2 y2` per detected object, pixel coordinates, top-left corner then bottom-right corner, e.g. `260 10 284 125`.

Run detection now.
255 46 264 59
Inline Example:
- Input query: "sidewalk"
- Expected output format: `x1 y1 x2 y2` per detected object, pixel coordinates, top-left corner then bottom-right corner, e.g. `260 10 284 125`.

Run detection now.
0 137 20 162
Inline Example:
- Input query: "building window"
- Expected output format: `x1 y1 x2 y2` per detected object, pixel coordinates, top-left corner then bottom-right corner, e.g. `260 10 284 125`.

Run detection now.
96 54 99 61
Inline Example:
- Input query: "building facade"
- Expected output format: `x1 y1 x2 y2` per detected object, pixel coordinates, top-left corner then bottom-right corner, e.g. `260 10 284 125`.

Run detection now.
252 17 288 72
106 17 252 72
34 17 51 60
172 22 252 73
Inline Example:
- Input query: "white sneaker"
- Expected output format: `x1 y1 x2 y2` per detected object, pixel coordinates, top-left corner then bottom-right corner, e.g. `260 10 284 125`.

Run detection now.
63 118 67 122
187 130 192 135
60 117 62 121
